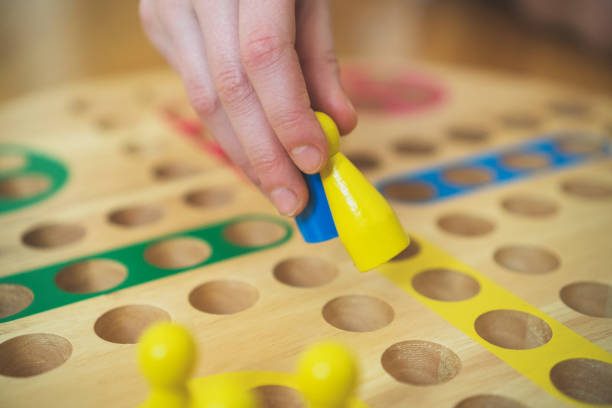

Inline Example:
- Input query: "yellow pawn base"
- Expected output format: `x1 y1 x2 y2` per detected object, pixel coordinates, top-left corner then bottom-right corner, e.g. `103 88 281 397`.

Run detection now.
316 112 409 271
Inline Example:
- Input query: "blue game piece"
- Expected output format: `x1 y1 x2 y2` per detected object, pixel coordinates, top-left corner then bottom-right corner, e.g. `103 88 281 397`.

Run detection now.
295 173 338 243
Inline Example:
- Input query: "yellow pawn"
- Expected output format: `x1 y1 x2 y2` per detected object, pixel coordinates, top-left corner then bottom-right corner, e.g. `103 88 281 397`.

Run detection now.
138 322 197 408
296 342 359 408
190 377 259 408
316 112 409 271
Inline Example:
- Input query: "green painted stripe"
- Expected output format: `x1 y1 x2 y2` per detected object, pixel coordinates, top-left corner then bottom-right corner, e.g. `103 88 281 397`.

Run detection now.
0 144 69 213
0 214 293 323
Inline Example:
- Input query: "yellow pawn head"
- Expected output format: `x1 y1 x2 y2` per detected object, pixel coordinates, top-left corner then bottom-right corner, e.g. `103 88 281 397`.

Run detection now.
138 322 197 389
297 342 359 408
315 112 409 271
190 377 259 408
316 111 340 157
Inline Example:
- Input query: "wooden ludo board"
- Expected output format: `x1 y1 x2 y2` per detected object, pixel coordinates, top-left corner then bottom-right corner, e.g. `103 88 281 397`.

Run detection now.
1 59 611 408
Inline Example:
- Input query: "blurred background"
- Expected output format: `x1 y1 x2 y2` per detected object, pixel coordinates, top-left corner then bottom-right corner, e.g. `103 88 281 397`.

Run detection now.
0 0 611 103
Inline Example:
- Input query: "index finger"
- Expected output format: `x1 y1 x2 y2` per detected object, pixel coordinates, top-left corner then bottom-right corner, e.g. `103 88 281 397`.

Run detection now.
238 0 329 175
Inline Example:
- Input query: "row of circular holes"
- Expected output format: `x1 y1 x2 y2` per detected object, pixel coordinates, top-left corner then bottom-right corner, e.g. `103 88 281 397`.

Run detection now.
1 248 611 405
0 219 288 320
11 187 236 252
346 130 608 175
384 169 612 204
0 151 211 202
361 135 612 202
4 208 608 319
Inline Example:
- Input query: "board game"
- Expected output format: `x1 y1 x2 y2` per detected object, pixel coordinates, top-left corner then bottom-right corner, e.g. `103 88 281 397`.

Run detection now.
1 59 611 408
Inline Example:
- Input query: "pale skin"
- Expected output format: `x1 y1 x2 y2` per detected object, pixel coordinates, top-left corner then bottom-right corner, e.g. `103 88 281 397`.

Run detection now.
139 0 358 216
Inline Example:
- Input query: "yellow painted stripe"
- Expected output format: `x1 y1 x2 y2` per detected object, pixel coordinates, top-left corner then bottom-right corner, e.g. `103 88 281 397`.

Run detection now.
377 235 612 407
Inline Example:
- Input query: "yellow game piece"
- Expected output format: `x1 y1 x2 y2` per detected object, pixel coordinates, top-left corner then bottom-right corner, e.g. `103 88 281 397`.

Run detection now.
316 112 409 271
296 342 359 408
138 322 197 408
190 377 259 408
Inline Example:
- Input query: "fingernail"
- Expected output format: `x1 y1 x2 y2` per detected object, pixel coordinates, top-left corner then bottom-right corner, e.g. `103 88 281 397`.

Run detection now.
270 187 299 216
291 145 322 173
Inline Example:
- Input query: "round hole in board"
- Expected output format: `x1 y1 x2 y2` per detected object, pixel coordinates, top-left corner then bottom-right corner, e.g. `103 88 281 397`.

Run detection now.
501 153 550 170
474 309 552 350
392 137 437 156
108 205 163 227
548 100 590 117
0 174 50 199
273 257 338 288
501 194 559 217
454 394 528 408
561 178 612 199
223 220 287 247
55 259 127 294
67 97 90 115
382 181 436 202
381 340 461 385
447 126 490 144
94 304 171 344
345 151 381 172
412 268 480 301
322 295 394 332
560 281 612 318
437 213 494 237
443 167 493 186
21 223 86 249
550 358 612 405
0 333 72 377
144 237 211 269
123 139 166 156
184 187 233 208
188 280 259 315
494 245 560 274
557 133 606 154
0 284 34 319
0 153 26 172
153 162 201 180
94 115 119 132
252 385 305 408
499 113 541 129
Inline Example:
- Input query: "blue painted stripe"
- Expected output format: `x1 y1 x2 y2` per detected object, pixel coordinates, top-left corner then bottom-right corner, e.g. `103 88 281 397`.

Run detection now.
377 133 610 204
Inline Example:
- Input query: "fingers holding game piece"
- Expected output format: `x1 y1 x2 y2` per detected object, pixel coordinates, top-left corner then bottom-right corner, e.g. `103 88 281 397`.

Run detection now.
296 342 359 408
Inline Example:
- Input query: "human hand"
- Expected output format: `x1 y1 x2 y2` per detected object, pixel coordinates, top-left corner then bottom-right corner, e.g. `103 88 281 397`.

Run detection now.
140 0 357 216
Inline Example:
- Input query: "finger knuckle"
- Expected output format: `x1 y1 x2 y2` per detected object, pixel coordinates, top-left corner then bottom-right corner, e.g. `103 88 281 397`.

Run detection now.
185 80 219 117
214 65 252 106
250 149 283 176
271 109 306 134
241 31 290 71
